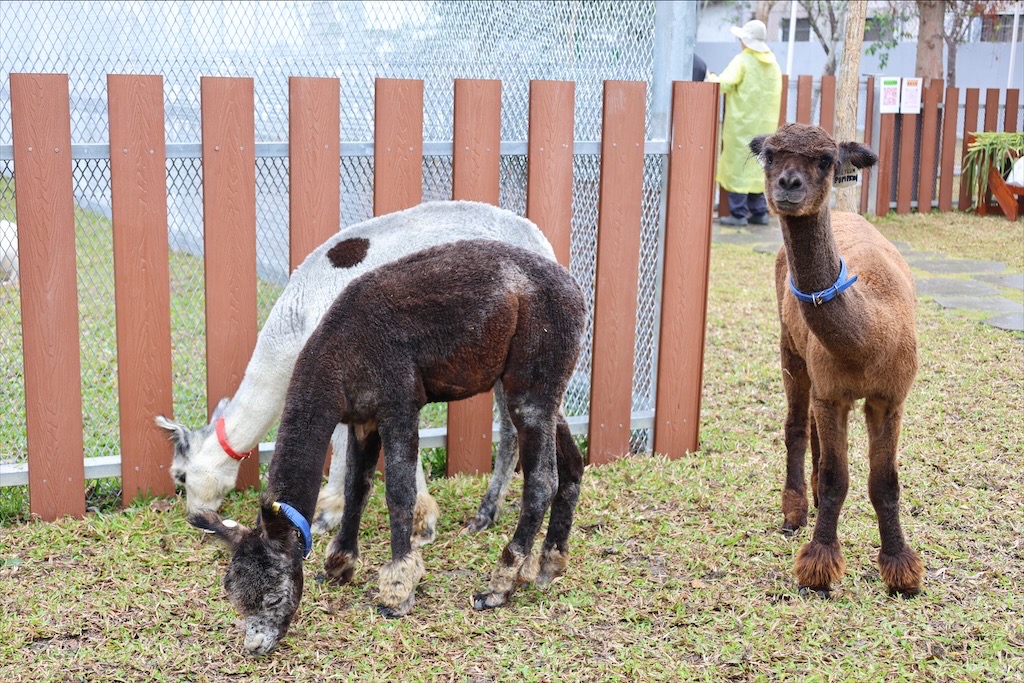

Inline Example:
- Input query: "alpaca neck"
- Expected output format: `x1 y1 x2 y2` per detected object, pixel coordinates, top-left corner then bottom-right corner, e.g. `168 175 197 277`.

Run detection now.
780 207 843 293
264 398 339 521
218 344 299 452
780 206 869 355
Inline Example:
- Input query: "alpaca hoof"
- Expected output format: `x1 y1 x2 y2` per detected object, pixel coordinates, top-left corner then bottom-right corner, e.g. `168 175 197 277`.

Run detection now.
798 585 831 599
465 510 497 533
471 590 510 611
312 489 345 535
323 551 358 585
377 593 415 618
879 547 924 597
781 522 802 537
534 548 569 586
411 493 440 549
794 538 845 593
377 553 424 617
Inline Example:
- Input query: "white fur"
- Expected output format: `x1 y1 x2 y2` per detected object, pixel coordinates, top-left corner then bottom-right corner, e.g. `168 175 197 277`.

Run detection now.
0 220 18 284
159 201 555 518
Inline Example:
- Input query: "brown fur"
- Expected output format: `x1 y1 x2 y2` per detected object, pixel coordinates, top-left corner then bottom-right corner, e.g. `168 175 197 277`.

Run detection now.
750 124 924 597
794 538 846 592
326 237 369 268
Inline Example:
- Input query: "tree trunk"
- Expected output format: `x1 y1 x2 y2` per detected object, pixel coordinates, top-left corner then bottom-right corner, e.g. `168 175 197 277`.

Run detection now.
946 37 958 88
834 0 866 213
916 0 946 81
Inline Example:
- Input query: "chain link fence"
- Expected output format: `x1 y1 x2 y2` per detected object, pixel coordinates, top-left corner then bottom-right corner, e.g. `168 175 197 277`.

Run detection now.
1 0 673 472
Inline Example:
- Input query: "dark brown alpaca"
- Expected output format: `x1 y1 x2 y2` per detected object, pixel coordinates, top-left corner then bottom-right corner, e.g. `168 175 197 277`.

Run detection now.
749 124 924 597
190 239 586 654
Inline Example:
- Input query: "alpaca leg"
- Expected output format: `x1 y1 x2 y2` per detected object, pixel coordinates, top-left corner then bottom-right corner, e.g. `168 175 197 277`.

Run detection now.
865 399 923 597
473 409 557 610
781 337 812 533
809 411 821 509
323 425 380 585
313 424 350 534
377 414 424 618
411 452 440 548
531 416 584 585
466 381 519 532
794 398 850 594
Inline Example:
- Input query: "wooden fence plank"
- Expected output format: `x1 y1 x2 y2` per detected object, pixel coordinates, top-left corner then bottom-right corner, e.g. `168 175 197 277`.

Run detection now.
10 73 85 520
778 74 789 127
917 80 943 214
896 112 918 214
526 80 574 267
289 77 340 271
588 81 645 465
796 75 812 124
958 88 980 210
653 81 719 458
11 78 80 501
1005 89 1020 133
108 74 174 504
447 79 501 477
875 114 897 216
984 88 1000 132
819 75 835 134
860 76 875 213
977 88 1004 213
201 77 260 489
374 79 423 215
938 86 959 212
289 76 340 477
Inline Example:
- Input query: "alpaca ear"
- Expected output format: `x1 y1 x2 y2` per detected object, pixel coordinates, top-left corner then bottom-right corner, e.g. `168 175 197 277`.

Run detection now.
838 141 878 170
155 415 191 452
211 398 230 421
189 510 250 548
748 135 768 156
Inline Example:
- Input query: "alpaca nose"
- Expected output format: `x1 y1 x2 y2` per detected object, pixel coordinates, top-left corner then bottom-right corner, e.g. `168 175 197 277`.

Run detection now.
778 173 803 191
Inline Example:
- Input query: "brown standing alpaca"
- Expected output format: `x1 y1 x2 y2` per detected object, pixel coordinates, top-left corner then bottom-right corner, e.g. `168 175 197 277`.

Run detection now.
749 124 924 597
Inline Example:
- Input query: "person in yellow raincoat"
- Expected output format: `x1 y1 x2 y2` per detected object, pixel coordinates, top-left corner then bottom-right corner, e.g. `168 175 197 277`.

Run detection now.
708 20 782 226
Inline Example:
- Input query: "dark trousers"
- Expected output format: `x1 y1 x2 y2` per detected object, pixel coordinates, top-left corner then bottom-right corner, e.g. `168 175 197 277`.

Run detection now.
727 191 768 219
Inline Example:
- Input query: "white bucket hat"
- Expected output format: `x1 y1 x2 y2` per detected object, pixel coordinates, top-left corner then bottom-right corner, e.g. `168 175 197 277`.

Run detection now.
731 19 770 53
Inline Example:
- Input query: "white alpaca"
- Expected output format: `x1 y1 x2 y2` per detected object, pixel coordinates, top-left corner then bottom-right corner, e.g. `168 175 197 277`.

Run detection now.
0 220 18 284
156 201 556 544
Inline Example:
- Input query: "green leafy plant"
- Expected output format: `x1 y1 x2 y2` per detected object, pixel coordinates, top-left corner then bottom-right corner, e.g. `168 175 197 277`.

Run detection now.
960 131 1024 209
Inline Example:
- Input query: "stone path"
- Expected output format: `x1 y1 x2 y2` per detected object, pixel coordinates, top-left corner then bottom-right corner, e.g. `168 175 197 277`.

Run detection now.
711 221 1024 333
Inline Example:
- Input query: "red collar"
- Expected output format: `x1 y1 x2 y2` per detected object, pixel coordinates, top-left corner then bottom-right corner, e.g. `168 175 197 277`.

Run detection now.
216 417 251 461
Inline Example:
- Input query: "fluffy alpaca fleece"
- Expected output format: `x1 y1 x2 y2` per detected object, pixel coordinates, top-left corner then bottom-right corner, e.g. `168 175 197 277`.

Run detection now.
750 124 923 597
0 220 17 284
157 200 556 543
192 239 586 654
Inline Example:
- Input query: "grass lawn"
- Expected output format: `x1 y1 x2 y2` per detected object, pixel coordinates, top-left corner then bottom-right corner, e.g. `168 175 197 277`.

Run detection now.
1 210 1022 681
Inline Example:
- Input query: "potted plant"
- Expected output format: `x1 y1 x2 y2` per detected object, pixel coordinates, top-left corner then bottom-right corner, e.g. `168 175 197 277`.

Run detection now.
960 131 1024 215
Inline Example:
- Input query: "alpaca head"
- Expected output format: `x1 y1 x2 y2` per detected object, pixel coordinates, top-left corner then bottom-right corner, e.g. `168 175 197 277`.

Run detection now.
749 123 877 217
189 498 305 656
155 398 240 514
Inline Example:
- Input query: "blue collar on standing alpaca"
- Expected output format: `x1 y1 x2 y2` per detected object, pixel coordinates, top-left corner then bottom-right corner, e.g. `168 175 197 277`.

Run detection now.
272 501 312 560
789 257 859 306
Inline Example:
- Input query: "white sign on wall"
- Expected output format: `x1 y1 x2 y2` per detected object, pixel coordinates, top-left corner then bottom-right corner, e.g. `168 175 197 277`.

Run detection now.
900 77 923 114
879 77 901 114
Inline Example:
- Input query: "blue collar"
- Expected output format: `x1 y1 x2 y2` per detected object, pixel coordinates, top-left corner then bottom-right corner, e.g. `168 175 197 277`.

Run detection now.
272 501 312 560
789 257 858 306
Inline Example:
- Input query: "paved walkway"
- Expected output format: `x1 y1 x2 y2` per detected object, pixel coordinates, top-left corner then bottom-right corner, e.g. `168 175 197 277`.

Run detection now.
711 220 1024 333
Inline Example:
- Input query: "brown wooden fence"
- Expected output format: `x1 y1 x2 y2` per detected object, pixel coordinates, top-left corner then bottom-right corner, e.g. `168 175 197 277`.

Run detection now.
6 74 720 520
718 74 1022 218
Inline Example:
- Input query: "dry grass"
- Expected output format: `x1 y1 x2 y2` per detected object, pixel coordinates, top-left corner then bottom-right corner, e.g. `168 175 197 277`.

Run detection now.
1 212 1022 682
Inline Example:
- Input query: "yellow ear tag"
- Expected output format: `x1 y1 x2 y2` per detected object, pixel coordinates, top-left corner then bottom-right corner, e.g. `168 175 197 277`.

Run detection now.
271 502 282 514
